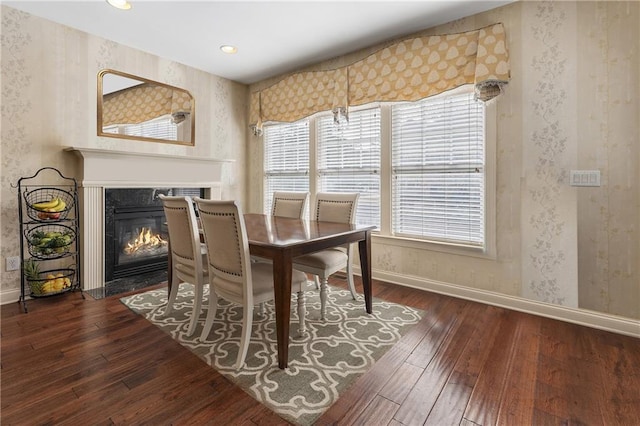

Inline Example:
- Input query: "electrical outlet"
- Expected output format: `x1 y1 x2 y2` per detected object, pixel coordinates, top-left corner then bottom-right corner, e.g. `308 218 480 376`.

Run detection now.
6 256 21 271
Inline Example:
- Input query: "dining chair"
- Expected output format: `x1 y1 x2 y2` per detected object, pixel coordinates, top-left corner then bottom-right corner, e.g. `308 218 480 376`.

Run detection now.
255 191 310 314
254 191 309 267
292 192 360 320
159 195 208 336
194 198 309 369
271 191 309 219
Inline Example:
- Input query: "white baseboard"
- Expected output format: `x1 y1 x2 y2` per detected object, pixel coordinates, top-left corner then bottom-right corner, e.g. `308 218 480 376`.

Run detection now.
1 288 22 306
355 267 640 338
4 268 638 338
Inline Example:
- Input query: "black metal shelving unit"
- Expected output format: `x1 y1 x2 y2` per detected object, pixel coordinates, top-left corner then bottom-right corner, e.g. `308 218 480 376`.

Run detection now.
16 167 83 312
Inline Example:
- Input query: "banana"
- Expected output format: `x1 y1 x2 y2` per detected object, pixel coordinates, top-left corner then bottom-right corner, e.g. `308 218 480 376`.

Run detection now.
33 198 60 211
51 199 66 212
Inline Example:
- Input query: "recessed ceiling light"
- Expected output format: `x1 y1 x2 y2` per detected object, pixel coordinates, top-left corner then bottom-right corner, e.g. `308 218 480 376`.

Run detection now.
106 0 132 10
220 45 238 54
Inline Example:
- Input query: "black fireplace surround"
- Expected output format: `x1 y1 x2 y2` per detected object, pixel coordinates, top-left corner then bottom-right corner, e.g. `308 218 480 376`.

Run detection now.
104 187 202 283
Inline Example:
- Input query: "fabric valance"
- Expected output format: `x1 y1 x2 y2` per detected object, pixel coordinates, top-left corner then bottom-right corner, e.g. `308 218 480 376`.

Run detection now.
102 83 192 127
249 23 510 132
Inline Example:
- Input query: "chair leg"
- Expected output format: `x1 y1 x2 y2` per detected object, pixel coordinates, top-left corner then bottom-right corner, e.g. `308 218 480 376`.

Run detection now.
200 290 218 341
259 302 266 317
319 277 329 320
346 260 357 300
314 275 320 290
297 291 306 335
187 280 204 336
235 305 254 369
165 271 180 315
346 245 357 300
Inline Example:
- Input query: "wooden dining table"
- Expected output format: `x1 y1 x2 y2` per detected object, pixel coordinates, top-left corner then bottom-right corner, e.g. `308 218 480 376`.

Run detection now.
244 214 376 369
168 213 376 369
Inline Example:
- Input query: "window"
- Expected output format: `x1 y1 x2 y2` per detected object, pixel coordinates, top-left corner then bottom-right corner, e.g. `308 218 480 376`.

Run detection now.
317 109 381 228
391 92 485 246
263 120 310 213
261 88 491 253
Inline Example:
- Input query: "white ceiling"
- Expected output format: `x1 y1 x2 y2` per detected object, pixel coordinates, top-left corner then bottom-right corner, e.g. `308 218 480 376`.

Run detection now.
5 0 514 84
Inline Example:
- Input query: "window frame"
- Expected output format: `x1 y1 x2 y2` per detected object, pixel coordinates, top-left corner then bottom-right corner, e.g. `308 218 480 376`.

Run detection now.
261 86 496 259
263 120 311 215
390 90 486 247
316 107 382 228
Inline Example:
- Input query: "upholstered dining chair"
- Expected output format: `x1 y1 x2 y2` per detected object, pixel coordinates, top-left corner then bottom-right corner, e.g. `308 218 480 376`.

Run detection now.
255 190 310 313
253 191 309 268
194 198 309 370
159 195 208 336
292 192 360 320
271 191 310 219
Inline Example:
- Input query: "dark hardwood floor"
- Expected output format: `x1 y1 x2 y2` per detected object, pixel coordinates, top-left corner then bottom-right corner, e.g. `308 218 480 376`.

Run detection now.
2 277 639 425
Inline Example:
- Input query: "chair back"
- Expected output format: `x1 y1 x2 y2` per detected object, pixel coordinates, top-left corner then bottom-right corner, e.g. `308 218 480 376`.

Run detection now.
194 198 252 305
159 195 203 279
271 191 309 219
314 192 360 224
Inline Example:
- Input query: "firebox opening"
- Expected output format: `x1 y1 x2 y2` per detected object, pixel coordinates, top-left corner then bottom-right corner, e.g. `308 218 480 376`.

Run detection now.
101 187 203 297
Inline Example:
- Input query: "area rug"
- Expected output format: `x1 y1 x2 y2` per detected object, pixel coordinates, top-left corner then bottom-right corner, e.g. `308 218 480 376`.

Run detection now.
121 283 423 425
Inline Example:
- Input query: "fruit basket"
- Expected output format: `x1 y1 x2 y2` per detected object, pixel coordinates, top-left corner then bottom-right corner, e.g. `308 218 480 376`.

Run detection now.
26 224 76 259
25 267 75 297
24 187 75 221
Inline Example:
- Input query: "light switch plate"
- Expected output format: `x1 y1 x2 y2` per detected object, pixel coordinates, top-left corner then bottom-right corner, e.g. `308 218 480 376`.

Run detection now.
570 170 600 187
6 256 20 271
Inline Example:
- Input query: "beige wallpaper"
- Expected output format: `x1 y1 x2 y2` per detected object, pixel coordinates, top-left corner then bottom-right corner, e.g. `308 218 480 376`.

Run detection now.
247 1 639 320
576 1 639 318
521 1 580 307
0 6 248 298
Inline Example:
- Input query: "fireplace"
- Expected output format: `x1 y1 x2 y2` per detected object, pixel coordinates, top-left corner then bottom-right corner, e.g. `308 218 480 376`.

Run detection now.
66 147 228 292
104 187 203 283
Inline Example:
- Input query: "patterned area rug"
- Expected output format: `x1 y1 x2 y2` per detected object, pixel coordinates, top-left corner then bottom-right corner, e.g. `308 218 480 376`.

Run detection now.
121 283 423 425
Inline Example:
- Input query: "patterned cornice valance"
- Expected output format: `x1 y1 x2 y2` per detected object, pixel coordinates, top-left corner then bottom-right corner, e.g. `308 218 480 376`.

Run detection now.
103 83 192 127
250 23 510 132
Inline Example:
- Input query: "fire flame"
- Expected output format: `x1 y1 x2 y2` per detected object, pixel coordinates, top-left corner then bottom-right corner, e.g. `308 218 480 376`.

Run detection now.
124 227 167 255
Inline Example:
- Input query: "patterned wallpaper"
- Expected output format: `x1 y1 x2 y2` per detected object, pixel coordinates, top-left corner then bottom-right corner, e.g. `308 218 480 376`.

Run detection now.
247 1 639 320
521 1 578 306
0 6 247 298
576 1 639 318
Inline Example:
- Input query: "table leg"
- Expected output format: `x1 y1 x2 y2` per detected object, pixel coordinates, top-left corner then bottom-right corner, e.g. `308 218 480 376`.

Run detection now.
358 230 372 314
272 251 293 369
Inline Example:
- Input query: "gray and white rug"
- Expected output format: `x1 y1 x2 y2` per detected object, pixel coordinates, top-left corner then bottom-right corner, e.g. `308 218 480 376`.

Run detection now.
121 283 423 425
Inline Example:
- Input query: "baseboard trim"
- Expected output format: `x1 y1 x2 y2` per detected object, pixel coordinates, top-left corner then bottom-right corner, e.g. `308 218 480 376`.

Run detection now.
1 288 22 306
356 267 640 338
4 268 638 338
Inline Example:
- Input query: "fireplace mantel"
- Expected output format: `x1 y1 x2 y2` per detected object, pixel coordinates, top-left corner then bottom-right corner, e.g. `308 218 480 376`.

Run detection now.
66 147 231 188
65 147 231 290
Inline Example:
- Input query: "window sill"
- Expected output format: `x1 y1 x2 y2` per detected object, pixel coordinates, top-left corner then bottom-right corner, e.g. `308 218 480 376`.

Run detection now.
371 233 496 260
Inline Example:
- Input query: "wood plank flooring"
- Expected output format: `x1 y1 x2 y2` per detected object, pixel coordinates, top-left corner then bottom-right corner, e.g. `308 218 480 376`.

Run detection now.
2 277 639 425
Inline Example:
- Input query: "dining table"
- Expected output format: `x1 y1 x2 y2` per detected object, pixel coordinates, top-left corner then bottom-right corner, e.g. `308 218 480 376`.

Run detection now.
168 213 376 369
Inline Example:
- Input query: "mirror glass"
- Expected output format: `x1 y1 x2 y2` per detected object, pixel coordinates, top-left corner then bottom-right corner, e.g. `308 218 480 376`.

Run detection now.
97 69 195 146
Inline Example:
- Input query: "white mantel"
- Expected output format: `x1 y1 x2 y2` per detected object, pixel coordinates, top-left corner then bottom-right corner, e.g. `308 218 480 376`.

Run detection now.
66 147 231 290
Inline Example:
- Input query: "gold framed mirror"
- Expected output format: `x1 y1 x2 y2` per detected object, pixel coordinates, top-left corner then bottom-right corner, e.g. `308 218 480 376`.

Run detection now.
97 69 195 146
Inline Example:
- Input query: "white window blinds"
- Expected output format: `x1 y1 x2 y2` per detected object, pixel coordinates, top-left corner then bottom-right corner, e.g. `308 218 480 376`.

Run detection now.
392 92 485 246
263 121 310 214
104 115 178 140
317 108 381 228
